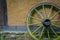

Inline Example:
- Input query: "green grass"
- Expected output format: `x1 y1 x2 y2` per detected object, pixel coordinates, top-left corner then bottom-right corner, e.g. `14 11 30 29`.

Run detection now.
54 36 60 40
0 33 30 40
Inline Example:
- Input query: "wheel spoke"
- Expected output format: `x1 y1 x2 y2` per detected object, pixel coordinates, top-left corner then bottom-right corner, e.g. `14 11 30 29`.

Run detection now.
32 24 43 34
42 5 46 18
48 6 53 18
30 16 42 21
27 19 39 40
52 23 60 28
47 30 50 40
52 20 60 22
50 26 58 37
50 11 60 19
27 27 39 40
28 22 41 26
39 27 45 40
34 9 44 19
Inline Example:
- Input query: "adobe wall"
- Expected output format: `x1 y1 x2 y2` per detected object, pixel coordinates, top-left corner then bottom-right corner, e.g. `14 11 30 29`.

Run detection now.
6 0 60 26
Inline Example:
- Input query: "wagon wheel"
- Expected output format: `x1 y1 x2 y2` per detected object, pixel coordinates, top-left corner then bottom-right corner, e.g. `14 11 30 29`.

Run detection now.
26 2 60 40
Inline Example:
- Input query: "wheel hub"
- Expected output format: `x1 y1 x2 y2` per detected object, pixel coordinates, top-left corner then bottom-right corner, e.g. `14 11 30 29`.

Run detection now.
42 19 51 27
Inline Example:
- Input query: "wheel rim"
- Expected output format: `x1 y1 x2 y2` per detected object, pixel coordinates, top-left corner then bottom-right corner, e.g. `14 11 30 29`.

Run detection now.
26 2 60 40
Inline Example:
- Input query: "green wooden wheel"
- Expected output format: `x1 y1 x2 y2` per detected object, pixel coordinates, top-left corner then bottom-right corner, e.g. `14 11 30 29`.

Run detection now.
26 2 60 40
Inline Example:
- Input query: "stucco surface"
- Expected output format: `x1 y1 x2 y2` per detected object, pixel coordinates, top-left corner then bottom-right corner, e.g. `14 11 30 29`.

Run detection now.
6 0 60 26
